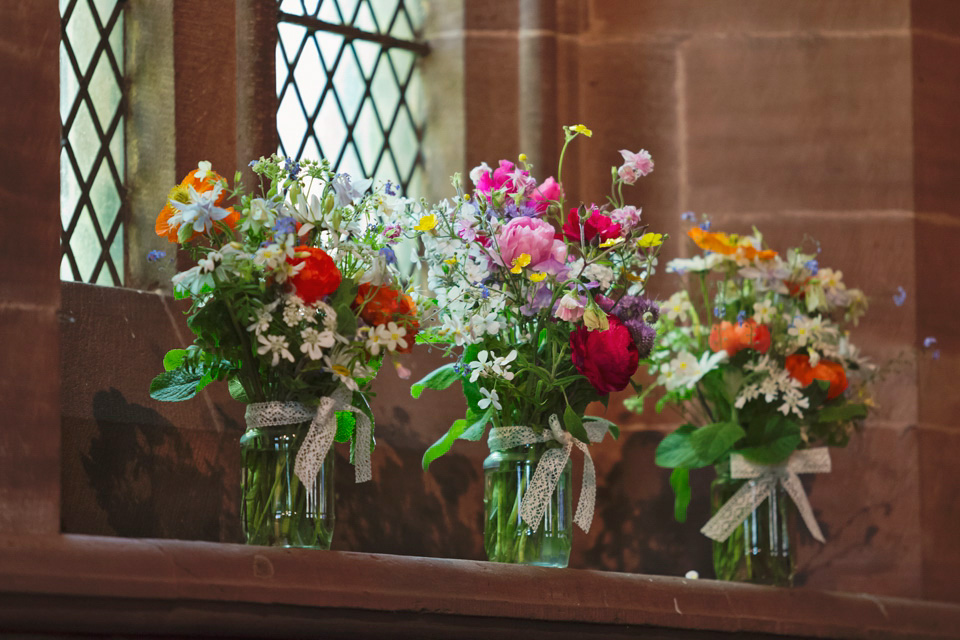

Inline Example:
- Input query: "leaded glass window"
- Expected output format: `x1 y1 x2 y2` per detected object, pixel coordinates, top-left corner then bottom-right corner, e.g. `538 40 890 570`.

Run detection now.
60 0 126 285
277 0 427 196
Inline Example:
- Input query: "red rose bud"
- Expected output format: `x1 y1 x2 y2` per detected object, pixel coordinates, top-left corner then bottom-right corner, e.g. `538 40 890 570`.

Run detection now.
288 246 341 305
570 315 640 394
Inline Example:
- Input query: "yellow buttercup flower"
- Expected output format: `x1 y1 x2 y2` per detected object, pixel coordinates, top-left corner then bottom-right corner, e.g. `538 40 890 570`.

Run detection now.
510 253 531 274
415 214 438 232
444 257 457 265
529 272 547 283
638 232 664 248
518 153 528 163
599 237 624 248
572 124 593 137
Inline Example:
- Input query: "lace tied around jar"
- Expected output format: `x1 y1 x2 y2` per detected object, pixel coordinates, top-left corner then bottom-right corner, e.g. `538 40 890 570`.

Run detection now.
244 386 371 513
488 415 608 534
701 447 831 543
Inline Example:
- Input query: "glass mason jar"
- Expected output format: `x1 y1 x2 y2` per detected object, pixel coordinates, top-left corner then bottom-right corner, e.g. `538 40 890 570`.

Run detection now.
483 442 573 568
240 421 335 549
711 462 795 586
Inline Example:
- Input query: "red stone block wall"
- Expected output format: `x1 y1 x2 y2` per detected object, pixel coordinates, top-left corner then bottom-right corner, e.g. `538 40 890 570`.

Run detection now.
416 0 959 600
3 0 959 606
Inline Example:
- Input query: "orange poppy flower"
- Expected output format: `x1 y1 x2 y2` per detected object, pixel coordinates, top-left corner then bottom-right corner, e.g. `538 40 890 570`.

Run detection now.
709 319 771 356
740 245 778 261
155 166 233 243
688 227 738 255
785 354 848 400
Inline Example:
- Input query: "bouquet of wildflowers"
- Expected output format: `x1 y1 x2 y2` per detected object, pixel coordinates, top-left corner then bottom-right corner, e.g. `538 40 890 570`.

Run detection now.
633 219 875 579
149 157 419 547
408 126 665 564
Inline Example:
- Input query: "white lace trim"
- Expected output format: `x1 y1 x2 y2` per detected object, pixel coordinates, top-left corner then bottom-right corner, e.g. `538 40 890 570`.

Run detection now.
245 386 372 512
701 447 831 543
488 415 608 534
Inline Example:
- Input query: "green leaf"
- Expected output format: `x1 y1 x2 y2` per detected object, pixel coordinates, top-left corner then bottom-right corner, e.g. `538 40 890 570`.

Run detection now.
739 416 801 465
655 424 701 468
410 363 460 399
815 379 831 392
459 409 489 441
817 403 868 424
149 368 205 402
422 407 493 470
669 468 691 523
228 377 250 403
163 349 187 372
461 378 484 414
563 405 589 444
690 422 746 465
335 302 357 337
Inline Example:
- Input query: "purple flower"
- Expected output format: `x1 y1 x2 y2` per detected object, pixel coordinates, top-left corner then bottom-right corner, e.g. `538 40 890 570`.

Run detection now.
681 211 696 222
384 180 397 196
272 216 298 235
606 295 660 356
379 246 397 265
924 336 938 348
893 286 907 307
736 310 747 326
623 318 657 359
700 220 712 231
284 158 301 178
520 285 553 316
146 250 166 262
805 259 819 275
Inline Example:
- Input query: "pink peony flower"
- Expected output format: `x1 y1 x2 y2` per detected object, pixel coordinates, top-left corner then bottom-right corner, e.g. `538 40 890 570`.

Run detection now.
495 216 568 274
610 205 642 232
530 177 563 214
561 208 622 244
617 149 654 185
570 314 640 394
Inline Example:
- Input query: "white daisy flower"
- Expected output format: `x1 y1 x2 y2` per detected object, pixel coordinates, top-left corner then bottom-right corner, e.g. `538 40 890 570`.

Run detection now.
257 334 295 366
300 327 336 360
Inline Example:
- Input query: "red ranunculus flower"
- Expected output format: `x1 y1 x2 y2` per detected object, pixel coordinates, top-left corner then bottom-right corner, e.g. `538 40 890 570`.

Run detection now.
353 283 420 352
288 246 341 305
561 208 622 244
785 354 848 400
570 315 639 394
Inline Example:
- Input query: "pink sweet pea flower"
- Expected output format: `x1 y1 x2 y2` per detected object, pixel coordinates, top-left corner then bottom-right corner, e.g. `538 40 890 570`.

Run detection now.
495 216 568 275
610 205 642 232
617 149 654 185
475 160 533 198
530 177 563 214
554 292 586 322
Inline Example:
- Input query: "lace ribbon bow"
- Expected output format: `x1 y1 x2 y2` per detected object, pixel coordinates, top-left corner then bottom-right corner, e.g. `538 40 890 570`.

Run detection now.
700 447 832 543
244 386 372 509
488 415 608 534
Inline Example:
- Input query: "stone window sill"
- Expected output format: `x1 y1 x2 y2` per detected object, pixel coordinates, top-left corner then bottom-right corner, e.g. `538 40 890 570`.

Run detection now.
1 534 958 639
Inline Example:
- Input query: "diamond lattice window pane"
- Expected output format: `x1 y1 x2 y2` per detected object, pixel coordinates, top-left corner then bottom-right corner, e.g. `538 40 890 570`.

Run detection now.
277 0 426 196
60 0 126 286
